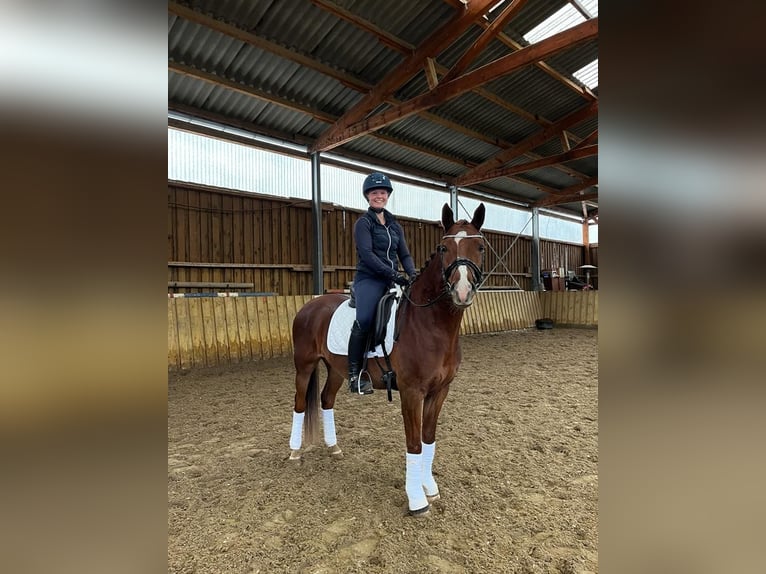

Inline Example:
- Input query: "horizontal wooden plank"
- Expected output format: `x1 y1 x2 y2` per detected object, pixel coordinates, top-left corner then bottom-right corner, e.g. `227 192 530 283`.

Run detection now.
169 281 254 289
169 261 307 270
168 261 357 272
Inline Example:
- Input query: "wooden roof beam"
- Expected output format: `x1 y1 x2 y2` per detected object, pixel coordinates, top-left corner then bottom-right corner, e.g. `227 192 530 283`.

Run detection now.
309 0 414 53
440 0 531 84
443 0 598 101
311 0 499 153
454 99 598 186
534 190 597 208
464 144 597 183
571 128 598 149
314 18 598 152
533 177 598 207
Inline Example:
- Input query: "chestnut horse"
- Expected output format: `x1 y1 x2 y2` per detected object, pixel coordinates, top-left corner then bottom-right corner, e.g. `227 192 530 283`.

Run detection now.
288 203 485 515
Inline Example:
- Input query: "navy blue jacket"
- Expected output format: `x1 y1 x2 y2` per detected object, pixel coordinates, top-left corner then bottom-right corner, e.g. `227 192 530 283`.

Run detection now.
354 208 417 280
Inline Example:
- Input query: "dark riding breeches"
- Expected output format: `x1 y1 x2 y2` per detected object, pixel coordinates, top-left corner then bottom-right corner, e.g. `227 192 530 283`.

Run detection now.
352 274 389 332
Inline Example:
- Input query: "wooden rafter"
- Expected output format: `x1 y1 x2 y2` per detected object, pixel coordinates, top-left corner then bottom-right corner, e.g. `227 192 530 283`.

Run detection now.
308 0 412 53
534 190 598 208
442 0 598 101
310 0 499 153
548 176 597 196
454 100 598 186
533 177 598 207
571 128 598 149
440 0 531 84
313 18 598 152
462 144 597 183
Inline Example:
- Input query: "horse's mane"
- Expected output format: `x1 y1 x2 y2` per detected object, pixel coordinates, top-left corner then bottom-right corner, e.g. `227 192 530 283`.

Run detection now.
418 251 437 275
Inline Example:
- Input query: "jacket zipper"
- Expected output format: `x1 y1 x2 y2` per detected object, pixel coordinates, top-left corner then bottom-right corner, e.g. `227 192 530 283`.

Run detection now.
384 224 394 272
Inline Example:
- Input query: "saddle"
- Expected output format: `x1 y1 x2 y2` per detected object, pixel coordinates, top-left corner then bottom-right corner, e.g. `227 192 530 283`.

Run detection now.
349 285 400 400
348 286 398 350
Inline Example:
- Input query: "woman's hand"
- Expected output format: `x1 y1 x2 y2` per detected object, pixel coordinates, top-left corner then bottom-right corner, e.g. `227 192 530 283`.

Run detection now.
392 273 409 287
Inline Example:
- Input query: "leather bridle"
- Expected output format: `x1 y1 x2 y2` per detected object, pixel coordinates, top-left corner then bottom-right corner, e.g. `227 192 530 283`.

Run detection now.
402 232 485 308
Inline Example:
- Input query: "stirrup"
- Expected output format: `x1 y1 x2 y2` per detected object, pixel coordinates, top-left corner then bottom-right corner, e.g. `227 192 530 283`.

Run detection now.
348 373 373 395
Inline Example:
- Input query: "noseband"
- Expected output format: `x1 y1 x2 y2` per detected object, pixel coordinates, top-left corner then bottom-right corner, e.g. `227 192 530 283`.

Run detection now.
440 233 484 287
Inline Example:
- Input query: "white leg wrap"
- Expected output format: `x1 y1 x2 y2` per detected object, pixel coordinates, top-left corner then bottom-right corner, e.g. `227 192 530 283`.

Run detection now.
322 408 337 447
421 441 439 497
289 411 305 450
405 452 428 511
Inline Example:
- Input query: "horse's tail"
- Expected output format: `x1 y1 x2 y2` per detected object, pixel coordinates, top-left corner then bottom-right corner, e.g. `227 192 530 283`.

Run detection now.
303 367 320 445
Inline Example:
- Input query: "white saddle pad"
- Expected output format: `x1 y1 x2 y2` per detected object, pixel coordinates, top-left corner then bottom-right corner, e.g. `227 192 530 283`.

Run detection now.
327 298 397 357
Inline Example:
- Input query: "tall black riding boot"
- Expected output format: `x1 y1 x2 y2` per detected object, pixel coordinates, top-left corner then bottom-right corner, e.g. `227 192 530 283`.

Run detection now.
348 321 373 395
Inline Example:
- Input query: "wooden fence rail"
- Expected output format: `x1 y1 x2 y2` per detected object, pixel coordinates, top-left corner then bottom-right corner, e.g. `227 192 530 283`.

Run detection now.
168 291 597 370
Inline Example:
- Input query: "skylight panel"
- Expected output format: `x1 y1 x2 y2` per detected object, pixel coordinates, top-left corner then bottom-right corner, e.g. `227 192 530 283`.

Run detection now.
574 58 598 89
579 0 598 17
523 4 585 44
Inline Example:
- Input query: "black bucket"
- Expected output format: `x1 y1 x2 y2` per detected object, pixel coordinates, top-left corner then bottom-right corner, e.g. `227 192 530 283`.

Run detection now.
535 318 554 330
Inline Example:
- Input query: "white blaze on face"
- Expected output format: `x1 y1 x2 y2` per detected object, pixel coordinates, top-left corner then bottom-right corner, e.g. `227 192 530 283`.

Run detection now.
450 231 473 304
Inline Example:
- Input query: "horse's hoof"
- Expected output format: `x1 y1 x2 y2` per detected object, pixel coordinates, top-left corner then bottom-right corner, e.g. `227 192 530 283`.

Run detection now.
289 450 302 461
409 504 430 517
426 492 440 503
328 444 343 457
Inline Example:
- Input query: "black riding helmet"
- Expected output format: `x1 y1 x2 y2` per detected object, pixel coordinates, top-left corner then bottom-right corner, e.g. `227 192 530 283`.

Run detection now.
362 172 393 197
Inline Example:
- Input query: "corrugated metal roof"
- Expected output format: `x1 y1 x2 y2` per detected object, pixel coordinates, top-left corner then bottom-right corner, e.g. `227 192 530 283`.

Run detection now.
167 0 598 217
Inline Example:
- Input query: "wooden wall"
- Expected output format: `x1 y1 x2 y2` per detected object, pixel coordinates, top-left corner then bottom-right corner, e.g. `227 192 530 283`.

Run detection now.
168 182 589 295
168 295 313 370
168 290 600 371
540 291 598 327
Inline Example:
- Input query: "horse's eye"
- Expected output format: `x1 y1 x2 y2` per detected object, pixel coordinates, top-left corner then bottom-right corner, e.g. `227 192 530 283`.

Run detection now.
478 245 485 252
437 245 447 253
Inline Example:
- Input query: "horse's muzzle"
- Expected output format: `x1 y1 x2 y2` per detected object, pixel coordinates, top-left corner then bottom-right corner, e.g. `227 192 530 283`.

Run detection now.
450 283 476 307
443 258 482 308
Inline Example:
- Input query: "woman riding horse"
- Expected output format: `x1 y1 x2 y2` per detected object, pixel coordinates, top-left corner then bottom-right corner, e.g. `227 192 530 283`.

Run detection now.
348 172 417 395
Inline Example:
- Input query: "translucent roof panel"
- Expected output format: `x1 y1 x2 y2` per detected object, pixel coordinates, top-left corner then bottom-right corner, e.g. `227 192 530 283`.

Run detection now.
523 2 598 89
523 1 598 44
574 58 598 89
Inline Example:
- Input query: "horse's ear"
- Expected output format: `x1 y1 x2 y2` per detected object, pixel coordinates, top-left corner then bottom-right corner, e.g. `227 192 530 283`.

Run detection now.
441 203 455 231
471 203 486 231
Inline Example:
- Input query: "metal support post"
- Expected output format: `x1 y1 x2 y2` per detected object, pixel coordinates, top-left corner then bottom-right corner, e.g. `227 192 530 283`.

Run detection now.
310 152 324 295
531 207 541 291
448 184 458 217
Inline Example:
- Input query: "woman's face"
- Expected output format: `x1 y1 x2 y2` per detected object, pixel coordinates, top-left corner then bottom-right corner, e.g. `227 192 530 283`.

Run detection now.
366 188 390 210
